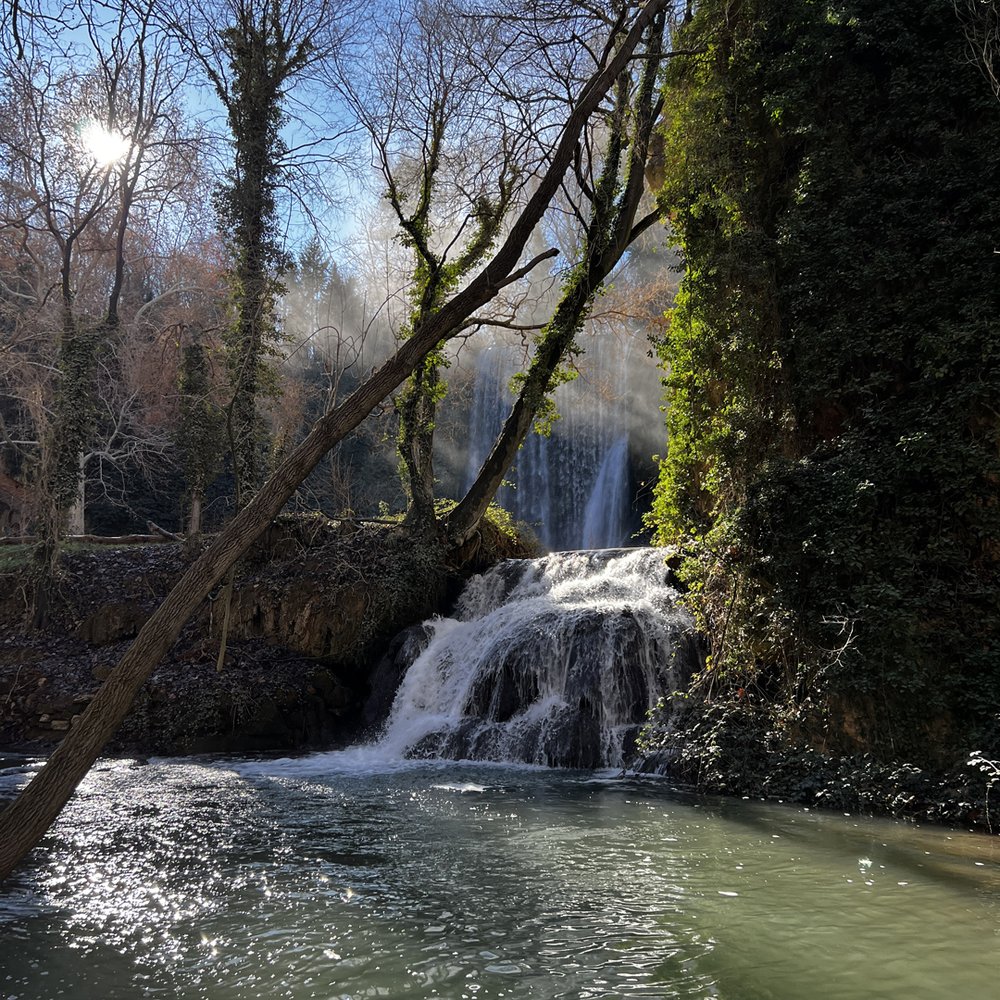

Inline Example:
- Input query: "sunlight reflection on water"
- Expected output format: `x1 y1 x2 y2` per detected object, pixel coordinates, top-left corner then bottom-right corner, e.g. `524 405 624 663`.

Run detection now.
1 754 998 999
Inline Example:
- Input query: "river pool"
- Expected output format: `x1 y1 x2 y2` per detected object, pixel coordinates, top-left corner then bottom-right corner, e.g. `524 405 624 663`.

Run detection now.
1 752 998 999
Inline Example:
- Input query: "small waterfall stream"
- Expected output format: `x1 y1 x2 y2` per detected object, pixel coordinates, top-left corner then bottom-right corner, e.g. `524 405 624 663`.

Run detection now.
463 331 656 551
581 434 631 549
371 548 699 769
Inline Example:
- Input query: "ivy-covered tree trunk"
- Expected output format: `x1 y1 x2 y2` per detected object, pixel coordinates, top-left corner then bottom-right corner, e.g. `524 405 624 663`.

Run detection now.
65 457 86 536
448 13 667 546
34 277 105 625
177 342 223 555
397 354 443 530
207 1 313 504
47 316 100 539
390 153 512 536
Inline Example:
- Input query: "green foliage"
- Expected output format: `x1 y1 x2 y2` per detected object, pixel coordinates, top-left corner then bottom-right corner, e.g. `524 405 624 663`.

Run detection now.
506 65 644 445
0 543 37 574
648 0 1000 760
641 698 999 828
509 363 581 437
482 500 518 542
49 324 102 514
176 343 224 502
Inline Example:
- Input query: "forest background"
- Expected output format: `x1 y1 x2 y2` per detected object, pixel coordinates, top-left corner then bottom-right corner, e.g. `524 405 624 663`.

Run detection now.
1 0 999 874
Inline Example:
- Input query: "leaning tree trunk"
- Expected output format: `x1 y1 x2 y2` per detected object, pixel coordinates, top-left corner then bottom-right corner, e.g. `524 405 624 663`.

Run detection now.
447 13 666 547
0 322 449 880
0 0 667 881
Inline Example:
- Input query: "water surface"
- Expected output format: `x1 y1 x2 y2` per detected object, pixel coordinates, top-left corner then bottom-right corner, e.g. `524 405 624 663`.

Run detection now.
1 753 998 999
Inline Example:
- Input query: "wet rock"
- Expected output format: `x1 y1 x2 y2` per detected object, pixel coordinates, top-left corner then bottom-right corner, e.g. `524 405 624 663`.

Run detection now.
77 602 150 646
362 624 433 731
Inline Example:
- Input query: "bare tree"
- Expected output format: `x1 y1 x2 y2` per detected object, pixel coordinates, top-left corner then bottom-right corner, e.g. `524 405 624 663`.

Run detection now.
957 0 1000 96
447 4 676 545
336 1 681 545
331 0 540 531
0 0 198 583
278 238 391 514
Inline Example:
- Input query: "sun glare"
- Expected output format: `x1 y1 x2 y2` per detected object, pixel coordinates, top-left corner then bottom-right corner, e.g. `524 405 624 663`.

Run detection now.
81 121 131 167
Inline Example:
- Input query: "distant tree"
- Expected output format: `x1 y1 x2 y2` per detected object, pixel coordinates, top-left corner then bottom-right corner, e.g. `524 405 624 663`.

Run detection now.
956 0 1000 97
334 0 534 532
280 238 390 513
0 0 199 616
179 0 349 505
339 1 680 542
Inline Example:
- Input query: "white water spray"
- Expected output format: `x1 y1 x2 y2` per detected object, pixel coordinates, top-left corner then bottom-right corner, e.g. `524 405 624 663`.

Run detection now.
374 548 697 768
463 331 656 550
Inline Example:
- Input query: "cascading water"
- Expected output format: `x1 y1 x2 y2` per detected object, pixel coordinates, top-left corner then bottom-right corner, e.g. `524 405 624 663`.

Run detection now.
463 330 658 550
371 547 699 769
581 434 631 549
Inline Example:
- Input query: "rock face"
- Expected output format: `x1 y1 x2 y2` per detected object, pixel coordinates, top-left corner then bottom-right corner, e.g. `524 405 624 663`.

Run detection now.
0 517 532 755
0 632 356 754
361 624 434 735
116 649 355 754
77 602 150 645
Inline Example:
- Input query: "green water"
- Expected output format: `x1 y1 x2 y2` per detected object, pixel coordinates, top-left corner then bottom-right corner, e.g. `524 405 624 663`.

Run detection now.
1 753 998 999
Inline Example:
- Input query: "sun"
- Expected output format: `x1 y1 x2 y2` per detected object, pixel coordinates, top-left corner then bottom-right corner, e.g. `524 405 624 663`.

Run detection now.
81 121 131 167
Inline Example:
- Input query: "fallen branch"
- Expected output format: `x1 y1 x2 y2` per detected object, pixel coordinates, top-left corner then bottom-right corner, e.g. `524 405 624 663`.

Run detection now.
0 533 175 546
147 521 184 542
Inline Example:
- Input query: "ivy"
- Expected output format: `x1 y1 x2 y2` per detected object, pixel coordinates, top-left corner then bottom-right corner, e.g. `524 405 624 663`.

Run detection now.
210 4 309 501
176 343 224 505
648 0 1000 761
48 323 102 514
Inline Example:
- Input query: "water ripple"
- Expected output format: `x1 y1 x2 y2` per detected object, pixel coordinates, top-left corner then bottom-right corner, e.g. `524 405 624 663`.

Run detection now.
0 760 997 999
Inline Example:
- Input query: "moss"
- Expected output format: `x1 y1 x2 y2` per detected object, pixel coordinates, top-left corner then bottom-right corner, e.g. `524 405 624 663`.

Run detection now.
0 545 35 574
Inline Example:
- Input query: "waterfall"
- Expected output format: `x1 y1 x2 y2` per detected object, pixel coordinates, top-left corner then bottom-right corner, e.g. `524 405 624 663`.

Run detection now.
464 344 555 547
462 331 654 550
371 548 699 769
581 434 631 549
